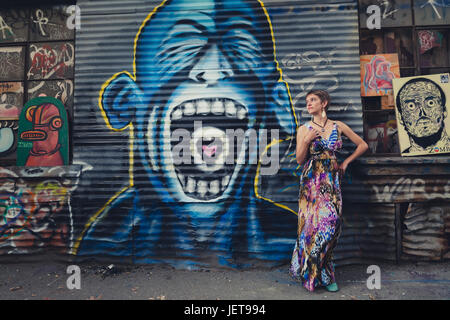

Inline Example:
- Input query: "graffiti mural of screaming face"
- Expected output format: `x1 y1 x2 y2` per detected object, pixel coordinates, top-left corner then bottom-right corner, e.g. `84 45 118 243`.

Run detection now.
76 0 297 267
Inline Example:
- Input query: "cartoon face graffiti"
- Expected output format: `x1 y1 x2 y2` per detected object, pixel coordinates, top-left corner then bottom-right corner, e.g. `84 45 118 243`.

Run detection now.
100 0 295 213
396 78 449 153
20 103 63 166
77 0 297 266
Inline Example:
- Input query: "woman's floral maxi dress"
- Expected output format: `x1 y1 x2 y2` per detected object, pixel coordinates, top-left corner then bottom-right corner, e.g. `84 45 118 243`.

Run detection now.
290 122 343 291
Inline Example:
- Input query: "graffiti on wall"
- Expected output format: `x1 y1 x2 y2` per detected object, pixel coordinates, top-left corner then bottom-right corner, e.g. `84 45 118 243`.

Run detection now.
0 120 18 158
0 166 80 254
17 97 69 166
372 177 450 202
0 7 73 43
416 0 450 23
29 7 74 41
359 0 413 27
281 50 340 110
361 54 400 96
0 82 23 119
0 47 24 81
27 43 74 80
0 9 28 43
28 80 73 110
73 0 299 268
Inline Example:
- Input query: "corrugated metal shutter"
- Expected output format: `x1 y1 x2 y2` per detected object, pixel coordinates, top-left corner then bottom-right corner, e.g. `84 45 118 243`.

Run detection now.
72 0 362 268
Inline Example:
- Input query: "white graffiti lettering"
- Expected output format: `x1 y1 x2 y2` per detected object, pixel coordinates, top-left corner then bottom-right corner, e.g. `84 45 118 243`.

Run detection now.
33 9 49 36
0 15 14 40
281 50 339 109
420 0 450 20
372 177 450 202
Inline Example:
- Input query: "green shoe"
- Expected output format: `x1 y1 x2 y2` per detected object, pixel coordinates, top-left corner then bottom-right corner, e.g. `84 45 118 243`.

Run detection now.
325 283 339 292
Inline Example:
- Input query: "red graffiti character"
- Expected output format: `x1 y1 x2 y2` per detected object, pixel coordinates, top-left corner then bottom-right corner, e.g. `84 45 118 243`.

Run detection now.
20 103 63 166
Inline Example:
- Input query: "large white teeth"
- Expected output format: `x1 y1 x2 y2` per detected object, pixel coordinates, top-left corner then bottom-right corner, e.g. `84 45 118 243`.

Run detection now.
172 99 247 119
211 100 224 114
171 98 246 200
187 177 196 193
237 106 247 120
171 108 182 120
177 174 231 198
184 102 195 116
225 101 236 117
197 180 208 196
209 180 220 195
197 100 210 114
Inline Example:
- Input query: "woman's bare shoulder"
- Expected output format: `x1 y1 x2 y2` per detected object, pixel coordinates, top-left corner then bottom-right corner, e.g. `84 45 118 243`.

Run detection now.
333 120 350 130
331 120 348 135
297 124 309 132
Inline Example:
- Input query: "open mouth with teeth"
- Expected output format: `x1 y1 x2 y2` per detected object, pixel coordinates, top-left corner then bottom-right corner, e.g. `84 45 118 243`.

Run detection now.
170 98 249 200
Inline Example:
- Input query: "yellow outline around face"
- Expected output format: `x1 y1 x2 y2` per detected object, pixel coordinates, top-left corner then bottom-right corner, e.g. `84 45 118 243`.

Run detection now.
73 0 299 255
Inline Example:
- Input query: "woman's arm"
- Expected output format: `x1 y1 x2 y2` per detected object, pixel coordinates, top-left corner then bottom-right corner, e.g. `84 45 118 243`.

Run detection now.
336 121 369 174
296 125 319 165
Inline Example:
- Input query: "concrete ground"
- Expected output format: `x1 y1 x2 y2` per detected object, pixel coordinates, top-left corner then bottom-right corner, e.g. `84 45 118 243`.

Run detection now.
0 259 449 301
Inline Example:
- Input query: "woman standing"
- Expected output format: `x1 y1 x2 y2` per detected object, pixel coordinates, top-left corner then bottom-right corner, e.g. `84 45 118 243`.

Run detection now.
290 90 368 292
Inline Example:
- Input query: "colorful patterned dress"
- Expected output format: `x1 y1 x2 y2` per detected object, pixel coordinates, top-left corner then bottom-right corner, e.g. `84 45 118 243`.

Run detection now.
290 121 343 291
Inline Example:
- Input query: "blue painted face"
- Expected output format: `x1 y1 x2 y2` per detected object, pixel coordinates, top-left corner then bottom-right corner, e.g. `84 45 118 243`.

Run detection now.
132 0 283 209
135 0 278 100
80 0 297 264
99 0 295 222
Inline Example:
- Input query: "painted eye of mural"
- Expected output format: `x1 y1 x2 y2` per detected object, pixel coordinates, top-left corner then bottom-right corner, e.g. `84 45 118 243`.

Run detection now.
426 99 436 107
406 102 416 110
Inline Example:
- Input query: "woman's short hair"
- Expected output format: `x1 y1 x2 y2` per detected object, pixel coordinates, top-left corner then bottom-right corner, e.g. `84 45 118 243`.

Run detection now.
306 89 331 111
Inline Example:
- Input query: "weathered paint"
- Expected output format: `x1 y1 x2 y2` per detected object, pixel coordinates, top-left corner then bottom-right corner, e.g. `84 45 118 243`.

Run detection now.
402 202 450 261
0 165 81 255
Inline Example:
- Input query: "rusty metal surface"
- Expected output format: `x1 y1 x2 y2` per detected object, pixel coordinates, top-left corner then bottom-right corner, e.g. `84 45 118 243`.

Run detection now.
345 156 450 204
402 202 450 261
335 203 397 265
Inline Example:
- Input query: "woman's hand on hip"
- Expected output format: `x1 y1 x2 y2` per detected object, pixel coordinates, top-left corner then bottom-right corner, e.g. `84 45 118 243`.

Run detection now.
338 161 349 176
